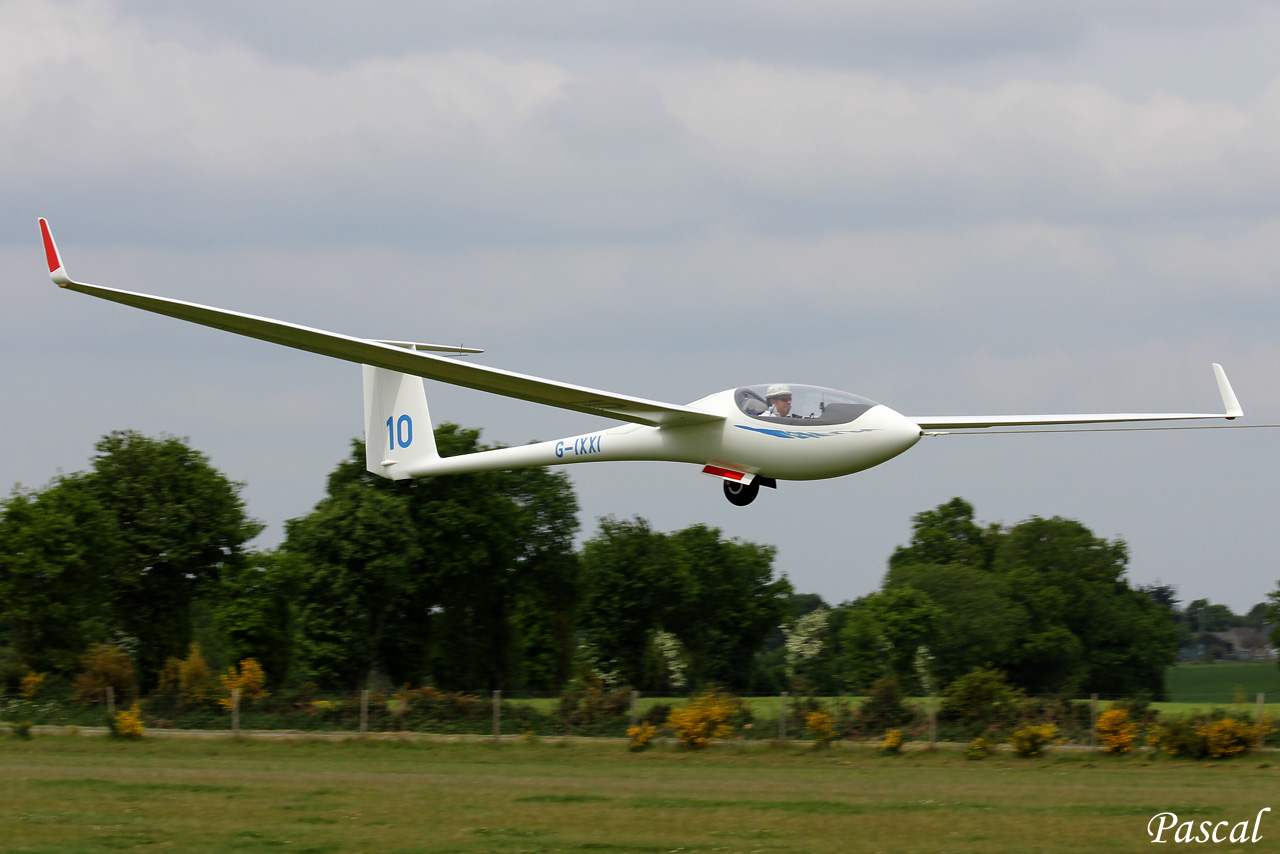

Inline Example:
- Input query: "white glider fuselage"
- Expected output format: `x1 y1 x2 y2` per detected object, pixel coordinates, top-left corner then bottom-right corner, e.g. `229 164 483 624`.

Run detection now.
389 388 922 482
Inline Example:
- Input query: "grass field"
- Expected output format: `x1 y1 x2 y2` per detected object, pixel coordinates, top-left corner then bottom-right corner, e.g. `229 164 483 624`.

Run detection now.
3 734 1277 853
1165 660 1280 704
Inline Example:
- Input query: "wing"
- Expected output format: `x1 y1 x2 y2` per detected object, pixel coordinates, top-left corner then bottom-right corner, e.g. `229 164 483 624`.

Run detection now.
39 219 723 429
910 364 1242 430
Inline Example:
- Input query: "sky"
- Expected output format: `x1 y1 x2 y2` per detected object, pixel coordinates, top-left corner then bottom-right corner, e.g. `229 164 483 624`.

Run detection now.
3 0 1279 613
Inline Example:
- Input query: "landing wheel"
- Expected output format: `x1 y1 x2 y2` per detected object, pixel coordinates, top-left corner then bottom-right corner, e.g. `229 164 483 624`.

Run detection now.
723 479 759 506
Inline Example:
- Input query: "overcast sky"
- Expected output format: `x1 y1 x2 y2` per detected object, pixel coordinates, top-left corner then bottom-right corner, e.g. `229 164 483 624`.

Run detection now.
4 0 1279 613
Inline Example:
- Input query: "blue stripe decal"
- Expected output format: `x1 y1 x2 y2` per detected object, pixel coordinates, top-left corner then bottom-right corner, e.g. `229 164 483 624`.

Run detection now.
735 425 877 439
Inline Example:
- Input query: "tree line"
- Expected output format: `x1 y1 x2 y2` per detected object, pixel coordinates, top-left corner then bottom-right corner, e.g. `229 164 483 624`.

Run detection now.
2 430 1273 701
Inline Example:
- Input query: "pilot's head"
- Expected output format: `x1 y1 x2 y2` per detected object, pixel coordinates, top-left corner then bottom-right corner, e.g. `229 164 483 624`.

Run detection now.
765 384 793 416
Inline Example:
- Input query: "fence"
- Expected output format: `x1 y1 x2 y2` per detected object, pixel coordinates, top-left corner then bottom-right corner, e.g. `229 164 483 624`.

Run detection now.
2 686 1277 748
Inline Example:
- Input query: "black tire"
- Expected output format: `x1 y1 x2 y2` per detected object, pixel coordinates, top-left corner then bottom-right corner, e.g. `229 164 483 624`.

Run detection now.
723 479 759 506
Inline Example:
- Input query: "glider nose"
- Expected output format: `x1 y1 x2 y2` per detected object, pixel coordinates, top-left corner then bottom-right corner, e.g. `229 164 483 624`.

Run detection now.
883 407 923 456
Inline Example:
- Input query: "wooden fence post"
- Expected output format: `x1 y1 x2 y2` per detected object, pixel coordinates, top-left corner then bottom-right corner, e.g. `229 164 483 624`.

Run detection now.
360 689 369 735
630 691 638 730
493 690 501 740
232 688 241 737
779 691 788 742
929 693 937 749
107 686 116 723
1090 694 1098 752
1259 693 1266 749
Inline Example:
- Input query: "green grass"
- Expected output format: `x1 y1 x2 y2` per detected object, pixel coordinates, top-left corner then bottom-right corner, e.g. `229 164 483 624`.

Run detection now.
1164 660 1280 704
3 733 1277 852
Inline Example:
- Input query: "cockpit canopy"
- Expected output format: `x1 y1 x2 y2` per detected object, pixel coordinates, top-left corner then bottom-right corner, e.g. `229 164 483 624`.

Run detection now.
734 384 876 425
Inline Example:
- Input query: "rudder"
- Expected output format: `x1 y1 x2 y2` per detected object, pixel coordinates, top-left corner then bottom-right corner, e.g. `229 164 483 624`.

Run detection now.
363 366 438 479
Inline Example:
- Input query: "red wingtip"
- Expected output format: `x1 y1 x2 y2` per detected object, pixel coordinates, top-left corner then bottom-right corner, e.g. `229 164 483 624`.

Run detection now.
39 218 61 274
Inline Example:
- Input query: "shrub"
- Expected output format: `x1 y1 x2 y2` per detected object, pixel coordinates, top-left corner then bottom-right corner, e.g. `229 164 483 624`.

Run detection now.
964 736 992 760
881 729 904 755
1199 718 1256 759
805 709 836 748
556 677 631 728
857 677 912 732
941 667 1021 727
19 671 45 699
1095 707 1139 754
217 658 270 710
73 644 136 705
1147 716 1207 759
178 644 215 706
643 703 673 727
668 689 739 749
627 722 658 752
9 720 34 740
112 704 145 739
1009 722 1058 757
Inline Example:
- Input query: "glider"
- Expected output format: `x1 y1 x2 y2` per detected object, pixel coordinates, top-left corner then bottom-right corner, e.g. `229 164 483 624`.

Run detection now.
38 219 1243 506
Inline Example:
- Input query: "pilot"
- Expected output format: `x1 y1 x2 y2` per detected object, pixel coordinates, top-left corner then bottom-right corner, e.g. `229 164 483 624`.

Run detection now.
763 384 793 417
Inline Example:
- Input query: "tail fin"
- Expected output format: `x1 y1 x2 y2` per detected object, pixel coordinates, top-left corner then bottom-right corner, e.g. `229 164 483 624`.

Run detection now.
363 366 438 479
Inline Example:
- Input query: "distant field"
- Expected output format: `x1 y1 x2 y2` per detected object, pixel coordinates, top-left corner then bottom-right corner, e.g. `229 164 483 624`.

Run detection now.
3 734 1277 853
1164 660 1280 704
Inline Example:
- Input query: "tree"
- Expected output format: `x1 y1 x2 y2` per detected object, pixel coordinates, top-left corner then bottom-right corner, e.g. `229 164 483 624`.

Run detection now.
883 562 1024 688
992 515 1176 697
889 497 995 571
882 499 1178 698
578 516 677 688
86 432 262 684
0 475 120 674
663 524 790 689
286 429 579 691
285 480 424 688
837 586 941 693
578 518 789 691
212 551 301 688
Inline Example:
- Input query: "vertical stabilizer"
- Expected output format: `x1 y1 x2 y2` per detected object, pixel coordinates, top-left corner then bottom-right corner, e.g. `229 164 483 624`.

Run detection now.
363 366 438 479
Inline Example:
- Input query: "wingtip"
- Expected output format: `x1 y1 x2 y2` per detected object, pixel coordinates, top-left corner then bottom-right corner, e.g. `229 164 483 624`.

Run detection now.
38 218 72 287
1211 363 1243 419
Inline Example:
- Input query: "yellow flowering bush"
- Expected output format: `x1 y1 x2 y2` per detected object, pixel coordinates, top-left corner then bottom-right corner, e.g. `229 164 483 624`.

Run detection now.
627 722 658 752
667 689 738 749
964 736 992 760
112 703 145 739
1095 707 1138 754
1198 718 1256 759
174 644 215 706
19 671 45 699
881 729 904 755
1009 722 1058 757
217 658 270 710
805 709 836 748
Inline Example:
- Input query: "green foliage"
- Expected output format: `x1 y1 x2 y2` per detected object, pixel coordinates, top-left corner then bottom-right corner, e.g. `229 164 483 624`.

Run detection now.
579 517 789 692
941 667 1023 732
211 551 299 688
880 499 1178 699
856 677 913 732
838 587 940 693
883 564 1023 687
0 433 259 685
88 432 263 684
286 430 580 691
0 476 119 674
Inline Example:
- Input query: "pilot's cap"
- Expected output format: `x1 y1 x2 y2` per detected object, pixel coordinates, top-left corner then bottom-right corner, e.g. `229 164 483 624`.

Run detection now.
765 383 792 399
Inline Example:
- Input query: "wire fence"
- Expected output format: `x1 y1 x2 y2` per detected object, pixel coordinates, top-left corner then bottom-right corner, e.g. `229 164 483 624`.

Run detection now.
2 686 1277 748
